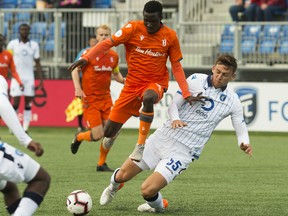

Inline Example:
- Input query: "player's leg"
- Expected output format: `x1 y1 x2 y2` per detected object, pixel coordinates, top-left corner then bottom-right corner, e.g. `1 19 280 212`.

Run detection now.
100 158 143 205
71 104 103 154
13 167 51 216
97 103 118 172
97 120 120 172
77 114 84 132
9 78 22 113
130 84 164 161
137 172 168 213
0 181 22 215
23 96 33 132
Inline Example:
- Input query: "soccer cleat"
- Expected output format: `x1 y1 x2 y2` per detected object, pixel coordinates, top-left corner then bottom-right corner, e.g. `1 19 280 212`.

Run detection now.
70 132 82 154
129 143 145 162
99 183 124 206
96 163 114 172
137 199 169 213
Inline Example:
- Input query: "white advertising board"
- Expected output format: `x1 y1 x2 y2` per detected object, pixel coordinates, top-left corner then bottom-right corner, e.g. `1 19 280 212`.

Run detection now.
110 81 288 132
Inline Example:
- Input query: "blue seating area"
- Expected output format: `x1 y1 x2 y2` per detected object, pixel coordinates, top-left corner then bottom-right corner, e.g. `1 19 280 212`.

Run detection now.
219 24 288 57
0 0 36 21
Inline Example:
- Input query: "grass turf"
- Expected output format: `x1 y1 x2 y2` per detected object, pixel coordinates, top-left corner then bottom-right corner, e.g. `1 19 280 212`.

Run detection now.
0 127 287 215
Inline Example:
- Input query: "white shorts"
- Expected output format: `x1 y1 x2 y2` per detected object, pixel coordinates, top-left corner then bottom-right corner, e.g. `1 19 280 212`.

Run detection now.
135 130 195 184
10 78 35 97
0 142 40 190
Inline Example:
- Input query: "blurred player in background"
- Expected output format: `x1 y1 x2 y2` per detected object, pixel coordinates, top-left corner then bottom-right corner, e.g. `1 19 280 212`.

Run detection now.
7 23 44 133
74 34 97 132
0 34 24 92
0 75 50 216
99 54 252 213
68 0 205 162
70 24 125 172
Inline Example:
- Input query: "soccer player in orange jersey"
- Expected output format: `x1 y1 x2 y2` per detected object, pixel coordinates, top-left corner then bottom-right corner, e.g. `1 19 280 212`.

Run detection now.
70 25 125 172
0 34 24 91
68 1 205 161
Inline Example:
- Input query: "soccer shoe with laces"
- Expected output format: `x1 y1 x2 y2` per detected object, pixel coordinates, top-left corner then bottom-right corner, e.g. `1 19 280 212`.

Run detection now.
129 143 145 162
99 182 124 206
137 199 169 213
70 132 82 154
96 163 114 172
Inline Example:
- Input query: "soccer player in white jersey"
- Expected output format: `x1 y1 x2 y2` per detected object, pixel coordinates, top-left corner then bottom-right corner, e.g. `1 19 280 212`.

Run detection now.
0 75 50 215
99 54 253 213
7 23 44 132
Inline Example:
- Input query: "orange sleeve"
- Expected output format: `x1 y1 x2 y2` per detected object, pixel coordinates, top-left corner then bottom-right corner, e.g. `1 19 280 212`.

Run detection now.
171 61 191 98
82 38 114 62
9 55 23 85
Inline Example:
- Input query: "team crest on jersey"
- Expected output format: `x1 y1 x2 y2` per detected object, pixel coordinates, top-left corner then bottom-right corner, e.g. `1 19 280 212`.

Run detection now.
125 23 132 28
235 87 257 125
220 94 227 101
114 30 123 37
162 39 167 46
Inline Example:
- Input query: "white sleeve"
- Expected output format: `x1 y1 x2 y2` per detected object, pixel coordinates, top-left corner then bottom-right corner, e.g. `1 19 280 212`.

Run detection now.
168 90 185 121
231 97 250 146
0 93 32 147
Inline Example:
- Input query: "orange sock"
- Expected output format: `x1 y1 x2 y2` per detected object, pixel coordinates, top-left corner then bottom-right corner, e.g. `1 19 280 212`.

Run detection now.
77 131 92 142
98 143 110 166
137 111 154 145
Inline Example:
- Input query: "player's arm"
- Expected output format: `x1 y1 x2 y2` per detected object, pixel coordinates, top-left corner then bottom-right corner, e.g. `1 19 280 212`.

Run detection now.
112 65 125 84
71 68 83 98
231 99 252 156
35 58 44 89
171 61 207 105
168 90 187 128
68 39 114 72
9 56 24 91
0 93 43 156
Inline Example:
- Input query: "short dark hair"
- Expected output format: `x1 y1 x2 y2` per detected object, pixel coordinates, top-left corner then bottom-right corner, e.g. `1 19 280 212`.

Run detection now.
143 1 163 17
19 23 30 30
215 54 238 73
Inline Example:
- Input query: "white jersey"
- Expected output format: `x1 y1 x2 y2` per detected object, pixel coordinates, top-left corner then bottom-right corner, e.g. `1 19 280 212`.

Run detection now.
158 73 249 158
7 39 40 81
0 75 32 147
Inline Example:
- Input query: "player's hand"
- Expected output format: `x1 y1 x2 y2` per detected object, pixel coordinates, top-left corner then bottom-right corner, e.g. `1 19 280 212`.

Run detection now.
171 119 187 128
68 59 87 72
185 93 208 105
240 143 252 156
20 84 24 91
27 141 44 157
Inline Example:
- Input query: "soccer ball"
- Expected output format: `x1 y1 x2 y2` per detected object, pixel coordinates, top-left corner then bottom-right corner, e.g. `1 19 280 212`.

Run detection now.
66 190 93 215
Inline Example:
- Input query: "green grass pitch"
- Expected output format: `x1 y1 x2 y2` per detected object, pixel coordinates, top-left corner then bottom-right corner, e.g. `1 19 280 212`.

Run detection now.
0 127 287 216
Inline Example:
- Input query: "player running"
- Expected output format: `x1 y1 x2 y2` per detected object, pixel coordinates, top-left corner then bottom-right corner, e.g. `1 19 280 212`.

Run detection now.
68 0 205 162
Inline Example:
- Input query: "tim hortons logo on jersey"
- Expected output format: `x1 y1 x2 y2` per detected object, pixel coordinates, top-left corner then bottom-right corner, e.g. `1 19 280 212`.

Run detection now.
135 46 166 57
235 87 257 125
0 63 8 67
94 65 113 71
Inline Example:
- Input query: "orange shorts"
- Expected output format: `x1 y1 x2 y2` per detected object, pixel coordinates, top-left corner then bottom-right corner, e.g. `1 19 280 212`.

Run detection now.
83 97 112 128
109 83 165 124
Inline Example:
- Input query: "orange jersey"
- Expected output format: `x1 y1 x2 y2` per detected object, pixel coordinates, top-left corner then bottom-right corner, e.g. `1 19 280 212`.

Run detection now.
112 20 182 89
0 50 22 85
81 48 119 102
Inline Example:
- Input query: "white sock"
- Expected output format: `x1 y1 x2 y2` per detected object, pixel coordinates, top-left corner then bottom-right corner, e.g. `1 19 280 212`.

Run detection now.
147 192 164 211
109 168 121 190
23 110 31 131
13 197 38 216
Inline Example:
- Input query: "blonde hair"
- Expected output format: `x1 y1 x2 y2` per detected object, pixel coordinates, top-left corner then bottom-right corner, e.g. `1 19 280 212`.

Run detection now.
96 24 111 35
